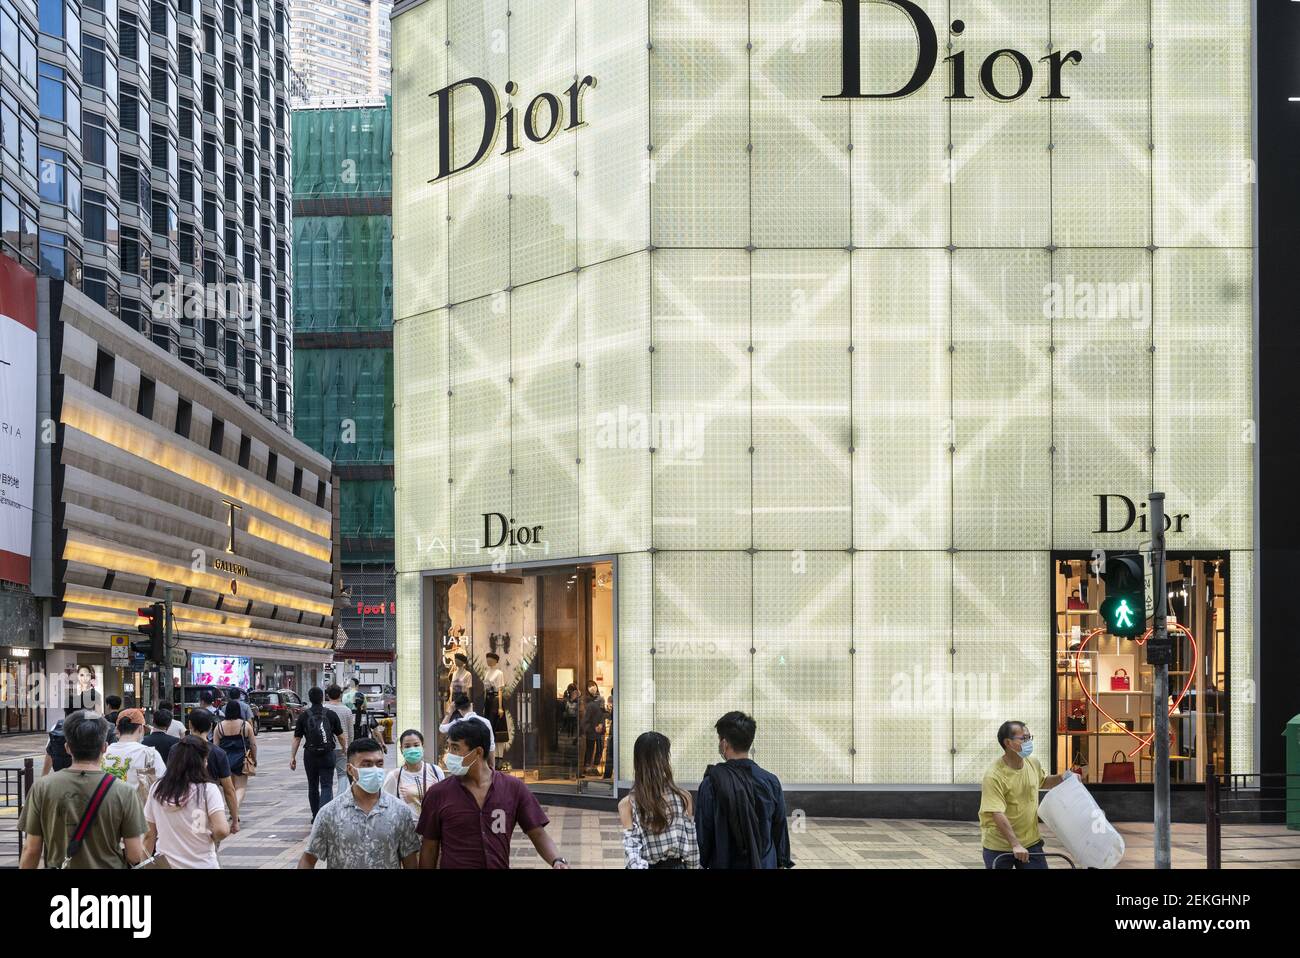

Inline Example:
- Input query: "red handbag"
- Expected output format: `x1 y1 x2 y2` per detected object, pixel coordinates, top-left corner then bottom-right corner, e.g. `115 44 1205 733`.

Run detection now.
1110 668 1130 691
1067 590 1087 610
1102 750 1136 784
1067 699 1087 731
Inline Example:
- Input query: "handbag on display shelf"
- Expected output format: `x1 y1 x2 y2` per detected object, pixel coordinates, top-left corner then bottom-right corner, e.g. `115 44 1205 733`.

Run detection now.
1110 668 1131 691
1102 750 1137 784
1067 699 1088 731
1067 590 1088 611
1099 720 1134 734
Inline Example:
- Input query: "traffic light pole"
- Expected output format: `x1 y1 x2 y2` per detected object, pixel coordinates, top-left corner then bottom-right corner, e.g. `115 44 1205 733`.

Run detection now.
1149 492 1171 870
163 586 173 711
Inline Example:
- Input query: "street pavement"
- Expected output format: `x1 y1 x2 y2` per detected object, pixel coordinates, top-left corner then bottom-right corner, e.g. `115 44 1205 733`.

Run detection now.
2 730 1296 869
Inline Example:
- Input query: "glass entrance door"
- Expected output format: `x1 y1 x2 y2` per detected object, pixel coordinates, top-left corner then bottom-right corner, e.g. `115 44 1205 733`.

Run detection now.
435 560 614 794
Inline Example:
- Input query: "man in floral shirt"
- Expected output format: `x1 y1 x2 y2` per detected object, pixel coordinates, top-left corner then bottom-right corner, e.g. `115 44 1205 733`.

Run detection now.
298 738 420 869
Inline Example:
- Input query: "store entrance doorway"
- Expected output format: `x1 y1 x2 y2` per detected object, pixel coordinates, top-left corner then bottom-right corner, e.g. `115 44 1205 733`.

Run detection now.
434 560 615 795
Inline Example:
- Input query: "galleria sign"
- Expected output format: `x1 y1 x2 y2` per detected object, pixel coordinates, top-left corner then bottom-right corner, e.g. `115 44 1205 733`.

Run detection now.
827 0 1083 102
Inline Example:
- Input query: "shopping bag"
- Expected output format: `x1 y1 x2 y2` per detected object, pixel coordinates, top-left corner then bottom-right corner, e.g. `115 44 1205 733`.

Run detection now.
1038 774 1126 869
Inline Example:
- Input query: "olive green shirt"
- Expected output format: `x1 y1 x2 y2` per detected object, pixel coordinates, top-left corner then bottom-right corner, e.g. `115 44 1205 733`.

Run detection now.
18 768 148 869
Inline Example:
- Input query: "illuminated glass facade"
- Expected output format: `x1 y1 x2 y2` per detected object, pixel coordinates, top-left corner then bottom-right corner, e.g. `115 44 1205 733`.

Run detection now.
391 0 1255 787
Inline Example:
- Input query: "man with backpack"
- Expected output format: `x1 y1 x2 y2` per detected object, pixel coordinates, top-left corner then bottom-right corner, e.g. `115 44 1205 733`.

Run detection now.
694 711 794 870
19 710 148 869
42 718 72 776
290 686 347 820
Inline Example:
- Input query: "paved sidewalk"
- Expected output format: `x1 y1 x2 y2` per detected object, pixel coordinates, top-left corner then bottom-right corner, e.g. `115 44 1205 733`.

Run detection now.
4 730 1297 869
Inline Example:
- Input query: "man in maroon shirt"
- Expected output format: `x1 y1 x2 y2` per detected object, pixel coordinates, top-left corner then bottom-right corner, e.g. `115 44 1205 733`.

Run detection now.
417 719 570 869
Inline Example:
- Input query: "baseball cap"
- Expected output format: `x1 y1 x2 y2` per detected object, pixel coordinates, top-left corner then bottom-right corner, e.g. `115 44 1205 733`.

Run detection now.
117 708 146 727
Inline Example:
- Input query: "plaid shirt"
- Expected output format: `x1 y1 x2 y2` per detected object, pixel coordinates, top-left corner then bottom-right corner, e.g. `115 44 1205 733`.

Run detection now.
622 791 700 869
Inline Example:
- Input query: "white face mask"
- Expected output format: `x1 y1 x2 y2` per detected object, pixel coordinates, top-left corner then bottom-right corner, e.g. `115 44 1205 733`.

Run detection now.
444 752 476 777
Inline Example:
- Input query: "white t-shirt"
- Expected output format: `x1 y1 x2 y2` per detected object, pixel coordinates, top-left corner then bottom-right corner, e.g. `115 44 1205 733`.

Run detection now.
103 740 166 789
383 762 446 819
167 720 186 738
438 710 495 752
145 783 224 869
484 668 505 692
449 668 472 695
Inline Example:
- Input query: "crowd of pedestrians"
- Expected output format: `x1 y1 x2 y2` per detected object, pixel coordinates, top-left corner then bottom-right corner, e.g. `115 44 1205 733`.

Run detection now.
18 684 262 869
17 689 804 871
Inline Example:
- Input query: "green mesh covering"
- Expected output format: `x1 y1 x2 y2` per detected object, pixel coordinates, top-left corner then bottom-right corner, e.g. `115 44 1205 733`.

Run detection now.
292 348 394 463
339 479 395 540
291 101 392 197
293 215 394 331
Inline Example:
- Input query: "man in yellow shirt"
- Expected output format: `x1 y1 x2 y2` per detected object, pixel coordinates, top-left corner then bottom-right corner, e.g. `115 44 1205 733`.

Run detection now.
979 721 1082 869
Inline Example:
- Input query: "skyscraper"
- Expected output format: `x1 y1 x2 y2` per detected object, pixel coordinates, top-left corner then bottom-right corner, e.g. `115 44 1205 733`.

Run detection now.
288 0 390 104
0 0 296 430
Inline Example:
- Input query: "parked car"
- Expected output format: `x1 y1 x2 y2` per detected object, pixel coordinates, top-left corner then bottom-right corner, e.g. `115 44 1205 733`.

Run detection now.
179 684 245 721
360 684 396 716
248 689 307 731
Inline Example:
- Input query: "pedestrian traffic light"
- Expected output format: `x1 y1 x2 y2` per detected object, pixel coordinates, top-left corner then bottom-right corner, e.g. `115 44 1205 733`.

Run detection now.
133 603 165 662
1099 554 1145 638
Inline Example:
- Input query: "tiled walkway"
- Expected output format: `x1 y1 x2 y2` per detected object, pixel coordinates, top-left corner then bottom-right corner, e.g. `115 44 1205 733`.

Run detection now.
3 731 1296 869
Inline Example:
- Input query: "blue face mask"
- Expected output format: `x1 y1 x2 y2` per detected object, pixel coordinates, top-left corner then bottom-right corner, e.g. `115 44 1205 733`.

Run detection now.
355 766 385 794
1018 739 1035 759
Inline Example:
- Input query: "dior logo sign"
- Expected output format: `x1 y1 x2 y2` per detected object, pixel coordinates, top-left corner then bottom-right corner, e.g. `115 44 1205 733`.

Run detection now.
1095 495 1190 535
825 0 1083 102
429 75 597 183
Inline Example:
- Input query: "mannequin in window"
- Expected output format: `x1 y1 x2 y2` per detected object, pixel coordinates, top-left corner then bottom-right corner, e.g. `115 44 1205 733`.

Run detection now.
483 652 507 766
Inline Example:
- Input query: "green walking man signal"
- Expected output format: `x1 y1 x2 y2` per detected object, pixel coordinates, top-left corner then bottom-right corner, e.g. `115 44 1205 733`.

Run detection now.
1099 553 1146 639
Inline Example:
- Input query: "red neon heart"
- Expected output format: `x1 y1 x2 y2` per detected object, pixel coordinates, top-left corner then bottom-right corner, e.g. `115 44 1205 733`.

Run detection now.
1071 623 1197 759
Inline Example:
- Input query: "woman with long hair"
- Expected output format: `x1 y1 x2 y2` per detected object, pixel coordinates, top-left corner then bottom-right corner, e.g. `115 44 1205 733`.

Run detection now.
144 736 230 868
214 700 257 808
618 731 699 869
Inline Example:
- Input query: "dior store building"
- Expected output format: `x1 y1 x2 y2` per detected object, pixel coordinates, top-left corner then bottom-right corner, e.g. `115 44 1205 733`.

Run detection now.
390 0 1272 815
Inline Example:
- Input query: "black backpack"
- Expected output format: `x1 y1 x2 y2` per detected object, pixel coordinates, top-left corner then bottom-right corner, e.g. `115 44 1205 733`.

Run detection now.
303 706 333 753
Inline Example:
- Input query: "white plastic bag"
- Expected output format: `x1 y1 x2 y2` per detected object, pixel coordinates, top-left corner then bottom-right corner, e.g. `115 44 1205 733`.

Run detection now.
1037 773 1126 869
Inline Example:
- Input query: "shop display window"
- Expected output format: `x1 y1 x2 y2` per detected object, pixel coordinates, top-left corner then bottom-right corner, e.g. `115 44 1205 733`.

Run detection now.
1052 554 1228 785
434 560 614 793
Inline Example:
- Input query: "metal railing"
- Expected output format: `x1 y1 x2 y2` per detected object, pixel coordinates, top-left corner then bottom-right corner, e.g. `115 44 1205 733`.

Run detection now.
0 759 34 865
1205 764 1300 868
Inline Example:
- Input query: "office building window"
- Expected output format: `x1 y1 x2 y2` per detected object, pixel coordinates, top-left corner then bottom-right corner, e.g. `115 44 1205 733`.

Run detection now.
137 374 155 420
94 349 114 398
82 34 116 97
38 228 65 278
119 12 137 61
175 397 192 439
83 189 118 244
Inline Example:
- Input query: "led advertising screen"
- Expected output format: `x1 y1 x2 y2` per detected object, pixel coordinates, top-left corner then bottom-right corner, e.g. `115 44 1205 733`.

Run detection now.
191 654 252 690
0 254 37 586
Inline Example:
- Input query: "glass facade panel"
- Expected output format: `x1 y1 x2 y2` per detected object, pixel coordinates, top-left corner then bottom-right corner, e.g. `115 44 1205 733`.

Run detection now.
392 0 1257 786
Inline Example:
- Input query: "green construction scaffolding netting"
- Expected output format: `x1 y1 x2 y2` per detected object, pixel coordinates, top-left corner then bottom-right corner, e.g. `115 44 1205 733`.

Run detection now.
339 478 395 540
291 102 392 198
292 348 394 464
293 215 393 331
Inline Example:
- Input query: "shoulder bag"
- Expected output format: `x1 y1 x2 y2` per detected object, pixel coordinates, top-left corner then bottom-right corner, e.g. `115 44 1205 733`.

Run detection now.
60 774 117 869
241 721 258 776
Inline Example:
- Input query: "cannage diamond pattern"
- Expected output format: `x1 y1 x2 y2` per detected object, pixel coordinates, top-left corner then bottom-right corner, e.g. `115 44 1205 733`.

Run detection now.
393 0 1255 782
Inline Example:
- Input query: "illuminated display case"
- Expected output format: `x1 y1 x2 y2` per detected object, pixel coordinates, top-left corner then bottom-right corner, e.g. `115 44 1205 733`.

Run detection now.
1052 555 1229 786
391 0 1255 785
